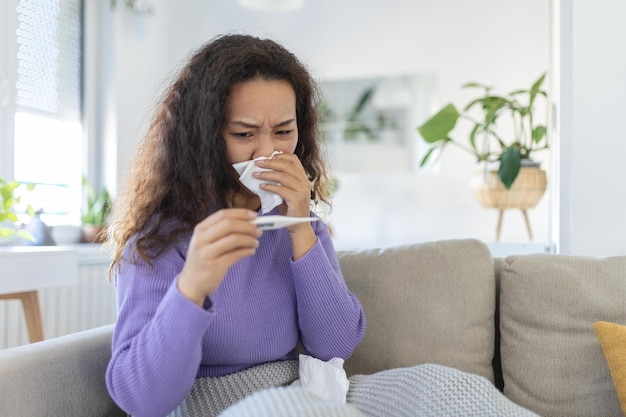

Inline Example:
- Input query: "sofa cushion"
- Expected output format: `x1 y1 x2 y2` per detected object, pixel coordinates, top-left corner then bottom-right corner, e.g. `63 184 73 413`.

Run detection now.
595 321 626 416
499 254 626 417
338 239 495 383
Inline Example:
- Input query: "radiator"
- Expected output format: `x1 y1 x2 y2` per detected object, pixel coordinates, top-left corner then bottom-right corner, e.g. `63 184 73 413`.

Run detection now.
0 256 117 349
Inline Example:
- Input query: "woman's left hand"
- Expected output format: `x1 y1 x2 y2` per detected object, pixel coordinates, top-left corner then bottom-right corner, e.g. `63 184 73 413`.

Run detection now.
253 153 311 219
253 153 317 258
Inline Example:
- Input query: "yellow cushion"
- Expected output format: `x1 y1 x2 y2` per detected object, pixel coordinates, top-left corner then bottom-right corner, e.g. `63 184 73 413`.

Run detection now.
595 321 626 417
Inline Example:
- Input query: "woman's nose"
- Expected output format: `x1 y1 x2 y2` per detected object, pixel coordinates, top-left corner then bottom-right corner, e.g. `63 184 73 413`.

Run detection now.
254 134 275 159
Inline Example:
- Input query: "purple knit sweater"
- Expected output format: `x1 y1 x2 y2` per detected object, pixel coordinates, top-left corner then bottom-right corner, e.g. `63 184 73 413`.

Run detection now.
105 213 366 417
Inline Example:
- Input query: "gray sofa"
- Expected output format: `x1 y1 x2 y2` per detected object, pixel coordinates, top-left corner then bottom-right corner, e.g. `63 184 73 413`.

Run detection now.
1 238 624 417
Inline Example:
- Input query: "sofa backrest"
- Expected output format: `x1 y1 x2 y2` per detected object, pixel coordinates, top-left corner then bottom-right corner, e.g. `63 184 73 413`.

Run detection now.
338 238 496 384
496 253 626 417
339 240 626 417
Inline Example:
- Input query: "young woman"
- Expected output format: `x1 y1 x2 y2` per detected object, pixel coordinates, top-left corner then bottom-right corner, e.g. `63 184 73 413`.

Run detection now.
105 34 365 417
106 33 539 417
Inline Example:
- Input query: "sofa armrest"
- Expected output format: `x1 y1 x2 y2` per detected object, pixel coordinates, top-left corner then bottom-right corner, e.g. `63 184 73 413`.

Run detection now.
0 324 125 417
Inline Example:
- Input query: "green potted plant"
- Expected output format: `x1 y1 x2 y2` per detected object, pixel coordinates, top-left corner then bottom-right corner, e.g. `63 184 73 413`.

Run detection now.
81 177 112 243
321 85 397 143
0 176 35 244
417 72 548 189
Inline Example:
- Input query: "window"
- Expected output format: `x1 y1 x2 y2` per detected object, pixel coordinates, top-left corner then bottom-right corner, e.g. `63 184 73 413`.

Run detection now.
1 0 83 226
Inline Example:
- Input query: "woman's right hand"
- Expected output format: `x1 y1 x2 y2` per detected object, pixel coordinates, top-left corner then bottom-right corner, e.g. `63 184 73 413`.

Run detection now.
177 209 261 307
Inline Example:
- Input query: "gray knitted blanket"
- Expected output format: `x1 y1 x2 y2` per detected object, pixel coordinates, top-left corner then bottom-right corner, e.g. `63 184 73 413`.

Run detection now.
167 360 300 417
167 361 539 417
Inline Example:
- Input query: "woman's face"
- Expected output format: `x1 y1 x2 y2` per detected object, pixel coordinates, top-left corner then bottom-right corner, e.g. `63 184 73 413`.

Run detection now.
223 78 298 164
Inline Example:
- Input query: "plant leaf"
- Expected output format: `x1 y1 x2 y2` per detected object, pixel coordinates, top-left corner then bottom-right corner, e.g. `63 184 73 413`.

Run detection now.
417 104 459 143
532 125 547 143
463 97 484 112
1 187 11 203
462 82 490 90
419 146 440 167
81 177 113 226
469 123 480 152
529 72 546 107
498 147 522 189
17 229 36 242
347 87 375 121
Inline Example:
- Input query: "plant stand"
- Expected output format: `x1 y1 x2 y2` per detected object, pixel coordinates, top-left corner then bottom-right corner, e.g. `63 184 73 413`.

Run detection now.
471 166 547 241
496 209 533 241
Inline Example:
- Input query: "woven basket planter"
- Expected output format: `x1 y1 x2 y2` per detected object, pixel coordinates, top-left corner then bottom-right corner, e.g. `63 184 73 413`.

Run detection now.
471 166 547 210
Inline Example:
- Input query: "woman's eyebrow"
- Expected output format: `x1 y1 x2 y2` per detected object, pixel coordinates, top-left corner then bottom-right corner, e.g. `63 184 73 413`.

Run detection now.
229 119 296 129
230 120 259 128
274 119 296 127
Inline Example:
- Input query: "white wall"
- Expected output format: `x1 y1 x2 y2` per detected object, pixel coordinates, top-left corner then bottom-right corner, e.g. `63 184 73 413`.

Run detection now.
101 0 552 250
554 0 626 256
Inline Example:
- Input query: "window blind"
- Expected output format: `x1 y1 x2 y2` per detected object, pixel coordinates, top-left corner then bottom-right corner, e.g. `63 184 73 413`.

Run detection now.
15 0 82 119
11 0 83 225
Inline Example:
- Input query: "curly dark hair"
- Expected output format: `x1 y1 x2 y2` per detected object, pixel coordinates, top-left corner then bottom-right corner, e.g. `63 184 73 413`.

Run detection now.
108 33 329 273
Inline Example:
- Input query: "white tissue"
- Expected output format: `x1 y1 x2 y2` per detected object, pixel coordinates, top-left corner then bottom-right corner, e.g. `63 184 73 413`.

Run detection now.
232 151 283 214
290 354 349 404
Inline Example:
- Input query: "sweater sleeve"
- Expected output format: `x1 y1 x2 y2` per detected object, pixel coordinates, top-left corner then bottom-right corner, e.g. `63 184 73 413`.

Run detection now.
105 244 213 417
290 220 366 361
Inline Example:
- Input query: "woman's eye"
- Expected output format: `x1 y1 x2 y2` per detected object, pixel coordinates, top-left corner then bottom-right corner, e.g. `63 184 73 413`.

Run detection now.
233 132 252 138
276 129 294 136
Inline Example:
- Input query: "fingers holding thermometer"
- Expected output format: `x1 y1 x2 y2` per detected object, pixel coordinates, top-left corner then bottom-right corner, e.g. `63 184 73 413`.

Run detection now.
177 210 320 306
178 209 261 306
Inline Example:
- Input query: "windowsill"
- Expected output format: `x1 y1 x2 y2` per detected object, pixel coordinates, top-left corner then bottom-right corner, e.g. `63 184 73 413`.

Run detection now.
59 240 550 266
0 246 78 293
55 243 111 266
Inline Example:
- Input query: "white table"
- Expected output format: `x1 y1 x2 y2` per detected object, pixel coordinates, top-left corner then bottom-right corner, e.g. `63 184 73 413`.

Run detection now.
0 246 77 343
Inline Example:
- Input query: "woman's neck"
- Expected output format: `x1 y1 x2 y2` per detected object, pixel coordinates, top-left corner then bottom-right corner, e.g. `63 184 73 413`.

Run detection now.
230 191 261 212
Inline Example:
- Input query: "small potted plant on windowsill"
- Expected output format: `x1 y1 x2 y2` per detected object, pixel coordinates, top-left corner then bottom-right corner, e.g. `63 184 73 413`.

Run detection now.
81 177 112 244
0 176 35 244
